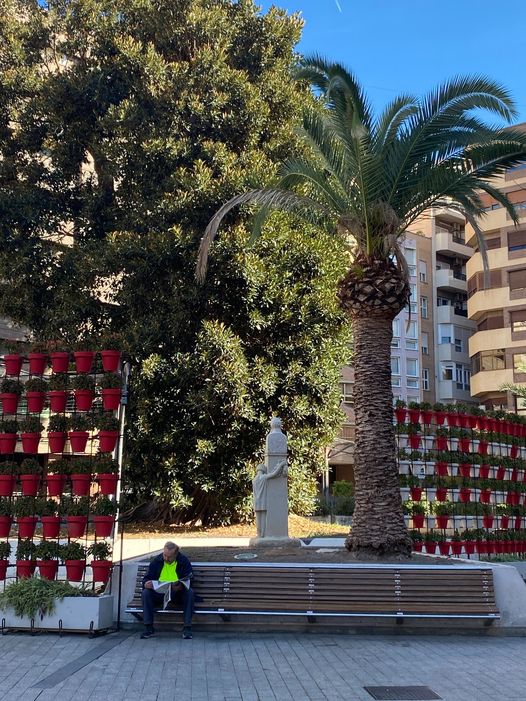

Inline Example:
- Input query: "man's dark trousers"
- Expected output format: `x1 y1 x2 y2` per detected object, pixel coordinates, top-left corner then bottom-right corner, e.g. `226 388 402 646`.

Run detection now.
141 586 195 627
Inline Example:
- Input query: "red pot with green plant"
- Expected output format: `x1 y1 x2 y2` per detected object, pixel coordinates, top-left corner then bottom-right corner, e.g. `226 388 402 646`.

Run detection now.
438 541 450 556
480 489 492 504
99 372 122 411
25 377 48 413
412 514 424 528
48 372 69 412
49 347 70 373
435 515 449 529
62 496 90 538
424 539 438 554
500 515 510 529
478 441 488 455
450 539 462 556
409 487 422 501
433 403 446 425
95 457 119 495
28 346 47 375
3 353 23 376
19 458 41 496
60 542 87 582
95 412 119 453
496 465 505 480
459 487 471 503
35 540 60 580
435 461 448 477
91 496 117 537
0 496 13 537
482 514 494 528
68 456 92 495
464 540 475 556
20 416 43 454
0 542 11 580
394 400 407 424
410 531 423 552
16 516 38 539
407 404 420 424
476 539 488 555
47 414 68 454
73 374 95 412
16 539 36 578
46 458 69 497
478 465 490 479
68 415 92 453
0 419 18 455
458 438 470 452
99 338 121 372
36 497 60 537
74 349 95 374
419 404 432 425
0 378 23 414
459 463 471 478
435 487 447 502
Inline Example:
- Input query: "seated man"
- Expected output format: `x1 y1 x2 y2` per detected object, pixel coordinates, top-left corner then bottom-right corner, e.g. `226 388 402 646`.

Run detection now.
140 541 195 640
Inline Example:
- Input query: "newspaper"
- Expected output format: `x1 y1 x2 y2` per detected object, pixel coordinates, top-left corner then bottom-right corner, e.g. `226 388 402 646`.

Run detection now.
151 579 191 609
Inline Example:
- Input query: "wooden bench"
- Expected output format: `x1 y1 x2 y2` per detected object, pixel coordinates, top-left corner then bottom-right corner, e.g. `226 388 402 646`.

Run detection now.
126 562 500 625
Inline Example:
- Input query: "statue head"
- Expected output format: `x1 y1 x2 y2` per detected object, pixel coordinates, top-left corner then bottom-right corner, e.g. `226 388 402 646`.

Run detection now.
256 463 266 474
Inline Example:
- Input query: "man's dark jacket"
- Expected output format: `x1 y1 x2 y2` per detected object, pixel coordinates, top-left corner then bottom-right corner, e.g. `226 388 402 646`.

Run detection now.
142 552 193 588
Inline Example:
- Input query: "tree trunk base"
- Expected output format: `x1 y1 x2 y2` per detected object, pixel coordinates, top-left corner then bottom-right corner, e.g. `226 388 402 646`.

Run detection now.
345 534 412 560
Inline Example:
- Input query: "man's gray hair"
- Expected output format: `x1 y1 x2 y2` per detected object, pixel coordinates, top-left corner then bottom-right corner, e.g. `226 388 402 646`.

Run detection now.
164 541 179 551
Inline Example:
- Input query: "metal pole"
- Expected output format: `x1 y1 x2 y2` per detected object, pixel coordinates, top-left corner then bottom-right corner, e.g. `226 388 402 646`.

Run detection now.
114 361 130 632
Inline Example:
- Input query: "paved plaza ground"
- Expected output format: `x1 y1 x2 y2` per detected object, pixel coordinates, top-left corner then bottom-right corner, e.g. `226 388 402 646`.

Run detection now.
1 629 525 701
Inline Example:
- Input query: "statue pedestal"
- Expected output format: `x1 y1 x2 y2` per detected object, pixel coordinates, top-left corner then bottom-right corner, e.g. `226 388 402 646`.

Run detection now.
249 537 301 547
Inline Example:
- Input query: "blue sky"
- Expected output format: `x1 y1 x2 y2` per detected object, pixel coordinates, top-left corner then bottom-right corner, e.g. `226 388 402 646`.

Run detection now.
259 0 526 125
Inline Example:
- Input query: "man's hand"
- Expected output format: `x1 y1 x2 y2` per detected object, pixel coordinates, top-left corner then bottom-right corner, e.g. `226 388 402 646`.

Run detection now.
144 580 154 589
171 582 183 593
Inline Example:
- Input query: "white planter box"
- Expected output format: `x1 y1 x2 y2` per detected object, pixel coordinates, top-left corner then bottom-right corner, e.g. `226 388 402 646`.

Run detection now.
1 595 114 632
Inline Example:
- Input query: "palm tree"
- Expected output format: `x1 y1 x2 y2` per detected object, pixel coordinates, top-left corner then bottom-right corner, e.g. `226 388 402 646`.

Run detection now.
196 56 526 557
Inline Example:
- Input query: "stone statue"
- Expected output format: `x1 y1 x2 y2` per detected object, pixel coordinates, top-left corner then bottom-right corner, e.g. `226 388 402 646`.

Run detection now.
252 460 288 538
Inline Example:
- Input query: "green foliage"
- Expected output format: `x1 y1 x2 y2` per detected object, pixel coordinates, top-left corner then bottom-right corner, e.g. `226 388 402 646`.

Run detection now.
0 419 18 434
68 415 93 432
48 374 69 391
69 457 93 474
20 417 43 433
94 456 119 474
13 497 36 518
24 378 47 393
34 540 60 560
0 0 350 524
61 497 90 516
94 412 119 431
47 458 71 475
59 542 87 561
98 374 121 390
92 496 118 516
0 461 17 475
0 380 23 396
48 415 68 433
0 577 94 619
73 375 95 391
89 542 112 560
35 498 58 517
20 458 41 474
0 498 13 516
16 539 36 560
0 541 11 559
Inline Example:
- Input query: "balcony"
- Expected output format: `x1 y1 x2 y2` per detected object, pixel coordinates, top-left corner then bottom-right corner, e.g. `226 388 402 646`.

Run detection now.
437 343 470 364
436 304 475 327
435 268 467 293
470 368 513 398
435 228 473 259
437 379 473 403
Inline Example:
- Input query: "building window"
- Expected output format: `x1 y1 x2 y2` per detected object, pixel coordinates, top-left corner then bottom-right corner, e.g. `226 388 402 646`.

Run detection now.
392 376 401 387
454 338 463 353
406 358 419 377
509 269 526 292
420 296 428 319
439 324 452 344
408 265 416 278
437 297 449 306
405 339 418 350
404 248 416 266
511 310 526 333
422 368 430 391
391 356 400 375
340 382 353 405
391 338 400 348
513 354 526 372
455 364 470 391
421 332 429 355
508 231 526 252
392 319 400 337
442 363 454 381
406 283 417 313
472 349 506 374
407 378 419 388
406 320 418 339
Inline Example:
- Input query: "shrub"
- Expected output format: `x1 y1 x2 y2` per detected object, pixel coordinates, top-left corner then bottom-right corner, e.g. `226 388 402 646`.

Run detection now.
0 379 23 396
24 378 48 393
59 542 87 561
13 497 36 517
0 577 94 618
0 461 17 475
15 539 36 560
68 414 93 431
48 415 68 433
89 542 112 560
34 540 60 560
331 480 353 497
48 373 69 391
47 458 71 475
0 497 13 516
0 541 11 559
98 373 121 389
94 412 119 431
92 496 118 516
60 496 90 516
73 375 95 391
0 419 18 434
35 498 58 517
20 458 41 474
20 417 44 434
94 456 119 474
69 457 93 474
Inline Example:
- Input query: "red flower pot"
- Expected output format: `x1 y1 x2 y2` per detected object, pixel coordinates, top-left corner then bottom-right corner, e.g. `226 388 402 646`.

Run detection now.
97 473 119 496
464 541 475 555
50 352 70 373
41 515 61 538
0 560 8 580
408 409 420 423
511 468 519 483
477 416 489 431
408 435 421 449
446 412 459 427
3 354 22 376
101 351 121 373
21 432 41 454
412 514 425 528
16 560 36 578
412 541 423 552
0 515 12 537
48 432 67 454
438 541 450 556
74 351 95 374
435 462 448 476
410 487 422 501
467 416 478 429
478 441 488 455
101 388 121 411
496 466 505 480
482 515 494 528
0 393 19 414
451 541 463 556
478 465 490 479
458 438 470 452
17 516 38 538
98 430 118 453
515 516 523 530
459 488 471 503
92 515 115 538
500 515 510 529
435 487 447 502
420 410 433 426
66 515 88 538
506 492 520 506
459 464 471 478
65 559 86 582
424 541 437 554
69 431 89 453
435 436 448 451
48 390 68 413
70 473 91 496
28 353 47 375
434 411 446 426
0 474 14 496
495 540 505 554
46 474 66 497
477 540 488 555
0 433 17 454
26 392 46 414
394 407 407 423
37 560 58 581
435 515 449 529
90 559 113 583
458 414 469 429
75 389 94 412
510 445 519 459
480 489 492 504
20 473 40 496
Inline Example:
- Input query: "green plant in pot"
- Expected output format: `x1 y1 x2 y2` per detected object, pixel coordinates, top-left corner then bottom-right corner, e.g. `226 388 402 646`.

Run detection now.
94 412 119 432
48 373 69 391
92 496 118 516
98 373 121 389
68 415 93 432
94 456 119 474
0 461 17 475
60 496 90 516
0 497 13 516
35 498 58 517
19 458 41 474
0 578 94 619
47 458 71 475
20 417 44 434
89 541 112 561
16 539 36 560
59 542 87 562
0 418 19 434
69 457 93 475
35 540 60 561
14 496 36 518
48 415 68 433
24 378 48 393
0 378 23 396
0 541 11 559
73 374 95 391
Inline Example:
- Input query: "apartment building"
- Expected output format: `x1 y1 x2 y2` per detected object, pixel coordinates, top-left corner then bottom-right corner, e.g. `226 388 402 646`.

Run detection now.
467 163 526 411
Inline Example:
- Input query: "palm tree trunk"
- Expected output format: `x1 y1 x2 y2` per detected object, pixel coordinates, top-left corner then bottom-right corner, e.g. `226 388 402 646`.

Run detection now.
345 314 411 557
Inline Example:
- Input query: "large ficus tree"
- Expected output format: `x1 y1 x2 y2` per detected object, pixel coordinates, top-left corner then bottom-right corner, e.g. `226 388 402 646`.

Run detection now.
198 56 526 555
0 3 351 523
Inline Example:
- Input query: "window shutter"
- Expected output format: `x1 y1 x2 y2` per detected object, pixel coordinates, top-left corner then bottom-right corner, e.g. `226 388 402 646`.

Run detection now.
508 230 526 248
509 269 526 291
511 309 526 323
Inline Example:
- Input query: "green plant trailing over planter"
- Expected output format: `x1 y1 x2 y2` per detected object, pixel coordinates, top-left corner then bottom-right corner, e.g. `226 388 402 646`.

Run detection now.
24 378 48 393
68 415 93 432
0 419 18 434
72 375 95 391
35 498 58 517
94 456 119 474
16 539 36 560
48 415 68 433
60 496 90 516
94 412 119 431
0 379 23 396
98 373 121 389
59 542 87 561
69 458 93 474
34 540 60 560
20 458 41 474
0 577 94 619
20 417 44 434
48 373 69 391
0 497 13 516
0 461 17 474
0 541 11 559
13 497 36 517
92 496 118 516
88 542 112 560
